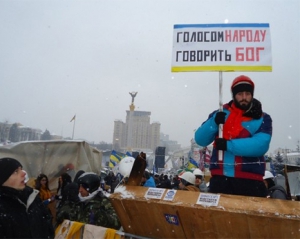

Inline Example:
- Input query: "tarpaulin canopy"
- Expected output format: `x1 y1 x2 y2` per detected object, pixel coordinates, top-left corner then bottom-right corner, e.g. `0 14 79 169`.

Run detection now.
0 140 102 191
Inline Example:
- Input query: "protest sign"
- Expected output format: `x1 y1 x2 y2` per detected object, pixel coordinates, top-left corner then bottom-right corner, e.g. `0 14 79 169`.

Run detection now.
172 23 272 72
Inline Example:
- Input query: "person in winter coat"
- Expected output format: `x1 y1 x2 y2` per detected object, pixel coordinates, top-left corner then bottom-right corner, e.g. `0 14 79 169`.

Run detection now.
195 75 272 197
263 171 288 200
55 172 72 208
178 172 200 192
0 157 54 238
35 173 54 204
105 171 118 193
55 173 86 227
193 169 208 192
55 182 80 226
35 173 56 222
57 172 121 230
141 171 156 187
157 175 172 189
154 174 160 186
171 175 180 190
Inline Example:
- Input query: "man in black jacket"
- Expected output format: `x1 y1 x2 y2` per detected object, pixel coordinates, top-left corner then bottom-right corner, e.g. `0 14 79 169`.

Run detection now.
157 174 172 189
0 157 54 238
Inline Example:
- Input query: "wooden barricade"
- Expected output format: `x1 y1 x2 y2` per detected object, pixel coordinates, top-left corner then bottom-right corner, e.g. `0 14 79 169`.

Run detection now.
110 186 300 239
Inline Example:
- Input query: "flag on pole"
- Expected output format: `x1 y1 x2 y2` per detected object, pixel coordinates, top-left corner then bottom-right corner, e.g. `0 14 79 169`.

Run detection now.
187 157 198 170
70 115 76 122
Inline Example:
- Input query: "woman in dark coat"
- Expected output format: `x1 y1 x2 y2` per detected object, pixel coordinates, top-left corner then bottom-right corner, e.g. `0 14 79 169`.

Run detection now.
55 172 72 208
0 158 54 238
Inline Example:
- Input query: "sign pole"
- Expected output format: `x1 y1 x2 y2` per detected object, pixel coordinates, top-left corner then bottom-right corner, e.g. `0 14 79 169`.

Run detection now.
218 71 223 161
72 118 76 140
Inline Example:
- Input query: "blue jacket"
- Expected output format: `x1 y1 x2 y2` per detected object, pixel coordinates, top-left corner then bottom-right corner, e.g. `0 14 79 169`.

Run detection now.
143 176 156 188
194 100 272 180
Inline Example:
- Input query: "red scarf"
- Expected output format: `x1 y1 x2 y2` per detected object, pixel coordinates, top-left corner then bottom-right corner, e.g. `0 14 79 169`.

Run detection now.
223 103 251 140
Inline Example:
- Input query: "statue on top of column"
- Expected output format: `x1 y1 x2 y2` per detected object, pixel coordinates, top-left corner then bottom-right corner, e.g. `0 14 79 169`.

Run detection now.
129 92 138 104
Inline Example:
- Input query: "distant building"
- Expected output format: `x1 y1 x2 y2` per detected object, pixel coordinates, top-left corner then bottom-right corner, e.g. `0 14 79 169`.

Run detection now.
286 152 300 166
50 134 63 140
112 93 160 152
18 125 42 141
0 122 42 142
160 133 181 153
113 110 160 151
272 148 300 166
0 122 11 142
0 121 64 143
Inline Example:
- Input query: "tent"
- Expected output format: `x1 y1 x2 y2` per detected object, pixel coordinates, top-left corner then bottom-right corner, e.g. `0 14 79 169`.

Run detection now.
0 140 102 191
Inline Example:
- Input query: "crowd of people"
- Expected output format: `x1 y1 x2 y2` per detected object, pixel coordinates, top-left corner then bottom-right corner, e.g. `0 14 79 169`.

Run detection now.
0 74 292 239
138 169 208 193
0 158 121 238
0 154 290 238
104 165 286 201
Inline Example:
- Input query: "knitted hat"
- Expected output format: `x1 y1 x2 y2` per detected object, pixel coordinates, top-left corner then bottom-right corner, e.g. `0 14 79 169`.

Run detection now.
0 158 22 186
231 75 255 97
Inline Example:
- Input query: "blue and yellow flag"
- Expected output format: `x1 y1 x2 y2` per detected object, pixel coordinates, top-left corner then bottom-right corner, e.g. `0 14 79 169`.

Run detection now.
187 157 198 170
109 150 132 168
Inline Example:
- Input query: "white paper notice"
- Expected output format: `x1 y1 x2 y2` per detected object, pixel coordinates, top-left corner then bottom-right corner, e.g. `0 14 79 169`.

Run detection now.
163 189 177 201
144 188 165 199
196 193 220 206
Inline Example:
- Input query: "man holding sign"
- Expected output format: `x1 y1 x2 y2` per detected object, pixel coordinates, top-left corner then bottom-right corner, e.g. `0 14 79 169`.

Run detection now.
194 75 272 197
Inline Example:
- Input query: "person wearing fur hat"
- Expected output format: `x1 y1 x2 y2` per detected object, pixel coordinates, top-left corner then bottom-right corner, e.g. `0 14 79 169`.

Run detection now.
0 157 54 238
195 75 272 197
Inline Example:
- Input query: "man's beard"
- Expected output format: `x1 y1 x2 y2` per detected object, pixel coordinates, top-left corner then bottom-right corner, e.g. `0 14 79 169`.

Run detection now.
234 99 252 111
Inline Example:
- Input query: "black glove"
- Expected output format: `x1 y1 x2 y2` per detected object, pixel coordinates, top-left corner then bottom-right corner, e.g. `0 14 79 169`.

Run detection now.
214 112 226 125
215 138 227 151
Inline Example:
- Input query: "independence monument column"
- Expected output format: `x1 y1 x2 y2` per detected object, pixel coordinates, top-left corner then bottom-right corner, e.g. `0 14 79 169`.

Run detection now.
127 92 137 151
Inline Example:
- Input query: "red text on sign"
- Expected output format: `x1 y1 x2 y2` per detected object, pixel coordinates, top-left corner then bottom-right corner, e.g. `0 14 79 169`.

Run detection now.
236 47 265 61
225 30 266 42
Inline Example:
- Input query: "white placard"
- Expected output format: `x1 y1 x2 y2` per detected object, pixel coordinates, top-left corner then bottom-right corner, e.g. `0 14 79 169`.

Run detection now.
172 23 272 72
196 193 220 206
163 189 177 201
144 188 165 199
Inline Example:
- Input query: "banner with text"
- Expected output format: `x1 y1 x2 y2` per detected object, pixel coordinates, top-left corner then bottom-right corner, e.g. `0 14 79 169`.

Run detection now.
171 23 272 72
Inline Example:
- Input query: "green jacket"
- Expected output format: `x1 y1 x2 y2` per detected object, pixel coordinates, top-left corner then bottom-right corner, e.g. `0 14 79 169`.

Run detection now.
57 191 121 230
56 200 78 226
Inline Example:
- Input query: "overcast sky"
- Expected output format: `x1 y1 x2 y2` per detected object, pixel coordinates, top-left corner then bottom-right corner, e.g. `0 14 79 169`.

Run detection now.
0 0 299 154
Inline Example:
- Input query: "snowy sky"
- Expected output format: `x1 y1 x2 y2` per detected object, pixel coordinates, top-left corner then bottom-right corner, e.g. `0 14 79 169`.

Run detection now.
0 0 299 153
